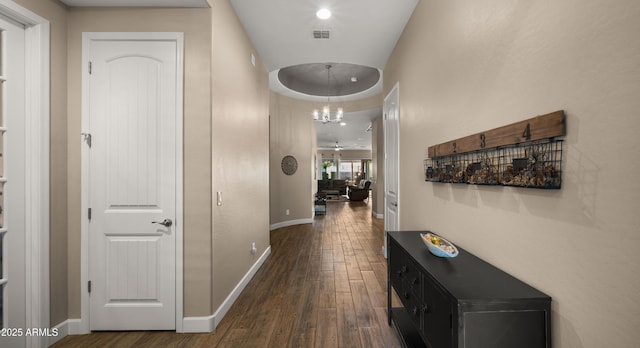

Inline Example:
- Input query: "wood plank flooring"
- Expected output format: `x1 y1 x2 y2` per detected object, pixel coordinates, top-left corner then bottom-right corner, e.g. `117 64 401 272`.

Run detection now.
52 200 402 347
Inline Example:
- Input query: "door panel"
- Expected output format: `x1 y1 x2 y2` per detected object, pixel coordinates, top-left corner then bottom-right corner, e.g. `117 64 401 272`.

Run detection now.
104 56 161 208
88 38 177 331
383 84 400 257
106 236 160 301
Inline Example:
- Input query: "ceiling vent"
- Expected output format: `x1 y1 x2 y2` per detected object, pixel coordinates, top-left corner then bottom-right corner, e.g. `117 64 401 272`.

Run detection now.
313 30 330 39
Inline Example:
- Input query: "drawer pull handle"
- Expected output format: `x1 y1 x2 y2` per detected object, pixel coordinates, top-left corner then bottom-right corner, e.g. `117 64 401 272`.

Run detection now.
412 277 418 285
412 306 419 315
403 292 409 299
397 265 408 277
423 304 430 313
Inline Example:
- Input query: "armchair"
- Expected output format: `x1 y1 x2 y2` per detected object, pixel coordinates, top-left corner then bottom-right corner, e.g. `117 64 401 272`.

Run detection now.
348 181 371 201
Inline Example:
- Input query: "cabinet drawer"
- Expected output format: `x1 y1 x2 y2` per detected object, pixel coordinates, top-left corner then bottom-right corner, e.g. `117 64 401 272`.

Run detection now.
390 245 421 291
402 260 421 294
398 284 423 328
389 241 405 291
422 278 453 348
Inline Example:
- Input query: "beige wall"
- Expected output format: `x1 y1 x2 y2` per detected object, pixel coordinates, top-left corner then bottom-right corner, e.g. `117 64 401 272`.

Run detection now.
13 0 69 327
385 0 640 346
269 93 382 226
371 117 384 217
16 0 269 326
210 0 270 311
270 93 316 225
67 7 213 317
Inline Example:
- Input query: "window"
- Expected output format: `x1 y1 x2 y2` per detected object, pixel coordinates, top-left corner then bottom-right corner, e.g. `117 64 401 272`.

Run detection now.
339 160 366 181
321 160 337 179
363 160 372 180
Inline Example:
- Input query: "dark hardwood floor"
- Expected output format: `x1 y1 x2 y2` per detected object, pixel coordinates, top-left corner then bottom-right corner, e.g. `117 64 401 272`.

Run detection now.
52 199 401 347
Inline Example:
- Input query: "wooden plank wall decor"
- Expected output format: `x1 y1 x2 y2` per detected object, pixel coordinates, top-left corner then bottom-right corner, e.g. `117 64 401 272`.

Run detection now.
424 110 566 189
427 110 566 158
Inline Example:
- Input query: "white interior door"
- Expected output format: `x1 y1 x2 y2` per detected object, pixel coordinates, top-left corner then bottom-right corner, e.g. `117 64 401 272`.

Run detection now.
86 35 180 331
383 84 400 258
0 15 26 348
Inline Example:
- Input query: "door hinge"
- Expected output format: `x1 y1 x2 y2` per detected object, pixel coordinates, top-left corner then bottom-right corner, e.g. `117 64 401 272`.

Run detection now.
81 133 92 148
89 61 92 74
88 208 92 221
88 280 92 293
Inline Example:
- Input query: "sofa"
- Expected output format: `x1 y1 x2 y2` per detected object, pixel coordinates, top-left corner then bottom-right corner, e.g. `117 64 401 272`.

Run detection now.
348 180 371 201
317 179 347 195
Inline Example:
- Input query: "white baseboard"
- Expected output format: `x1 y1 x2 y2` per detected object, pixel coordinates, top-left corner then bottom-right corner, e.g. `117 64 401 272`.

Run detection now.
372 211 384 219
48 318 83 345
68 318 88 335
269 218 313 230
52 247 271 336
48 320 68 346
182 314 215 333
182 245 272 333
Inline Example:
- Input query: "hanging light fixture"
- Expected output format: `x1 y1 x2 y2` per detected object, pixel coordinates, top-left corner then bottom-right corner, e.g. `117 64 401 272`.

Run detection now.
313 64 344 124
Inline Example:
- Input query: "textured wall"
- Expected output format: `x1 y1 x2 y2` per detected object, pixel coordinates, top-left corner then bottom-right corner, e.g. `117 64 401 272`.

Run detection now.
269 93 316 225
270 95 381 227
210 0 270 312
371 116 385 218
67 6 212 317
13 0 274 327
384 0 640 346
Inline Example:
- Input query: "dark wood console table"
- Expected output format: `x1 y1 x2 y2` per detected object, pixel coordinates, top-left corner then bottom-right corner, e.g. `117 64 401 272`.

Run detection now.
387 231 551 348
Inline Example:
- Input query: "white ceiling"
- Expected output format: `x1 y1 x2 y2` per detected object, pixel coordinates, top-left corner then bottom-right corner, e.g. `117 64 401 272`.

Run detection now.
61 0 418 151
60 0 209 7
229 0 418 72
230 0 417 150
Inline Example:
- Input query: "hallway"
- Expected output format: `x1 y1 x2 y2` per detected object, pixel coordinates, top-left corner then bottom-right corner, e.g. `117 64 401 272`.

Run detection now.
53 200 401 347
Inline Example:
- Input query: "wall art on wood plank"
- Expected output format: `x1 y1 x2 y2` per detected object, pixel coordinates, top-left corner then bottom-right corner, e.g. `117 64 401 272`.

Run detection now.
424 111 565 189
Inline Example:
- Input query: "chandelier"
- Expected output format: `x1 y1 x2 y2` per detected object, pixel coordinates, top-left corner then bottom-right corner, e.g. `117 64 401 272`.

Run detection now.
312 64 343 124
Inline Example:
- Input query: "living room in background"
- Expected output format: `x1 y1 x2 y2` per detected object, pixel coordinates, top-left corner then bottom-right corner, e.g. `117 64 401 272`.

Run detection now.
339 160 362 181
321 160 336 179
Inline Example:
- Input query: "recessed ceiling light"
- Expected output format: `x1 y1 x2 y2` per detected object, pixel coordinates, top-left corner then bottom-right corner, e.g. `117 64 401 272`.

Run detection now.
340 122 347 126
316 8 331 20
351 77 358 82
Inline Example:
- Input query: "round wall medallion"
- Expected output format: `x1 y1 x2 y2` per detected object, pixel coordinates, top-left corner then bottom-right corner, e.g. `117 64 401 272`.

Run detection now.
281 155 298 175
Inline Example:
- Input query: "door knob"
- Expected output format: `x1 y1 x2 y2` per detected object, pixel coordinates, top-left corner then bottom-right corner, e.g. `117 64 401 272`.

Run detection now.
152 218 173 227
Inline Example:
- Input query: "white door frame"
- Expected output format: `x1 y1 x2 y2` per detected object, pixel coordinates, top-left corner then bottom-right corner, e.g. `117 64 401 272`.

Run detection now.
383 82 400 258
80 32 184 333
0 1 50 347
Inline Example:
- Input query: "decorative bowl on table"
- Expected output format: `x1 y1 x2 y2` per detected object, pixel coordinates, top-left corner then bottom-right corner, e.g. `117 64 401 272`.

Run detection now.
420 232 459 258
